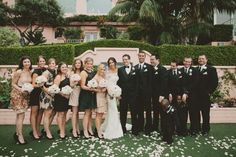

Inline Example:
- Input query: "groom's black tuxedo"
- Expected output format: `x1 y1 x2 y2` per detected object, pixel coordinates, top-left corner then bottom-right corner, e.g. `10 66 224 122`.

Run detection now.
117 65 138 134
134 62 154 134
196 64 218 134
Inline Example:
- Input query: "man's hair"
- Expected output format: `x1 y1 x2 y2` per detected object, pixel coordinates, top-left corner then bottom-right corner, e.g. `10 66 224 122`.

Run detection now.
161 99 170 110
171 59 178 65
122 54 130 59
151 54 160 60
198 54 208 59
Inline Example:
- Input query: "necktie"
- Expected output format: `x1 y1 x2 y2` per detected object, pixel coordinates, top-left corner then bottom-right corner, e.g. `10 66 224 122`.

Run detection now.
173 70 177 75
185 68 188 73
125 66 129 69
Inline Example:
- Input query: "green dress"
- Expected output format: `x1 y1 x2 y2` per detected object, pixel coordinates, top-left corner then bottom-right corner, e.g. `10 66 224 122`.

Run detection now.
79 70 96 110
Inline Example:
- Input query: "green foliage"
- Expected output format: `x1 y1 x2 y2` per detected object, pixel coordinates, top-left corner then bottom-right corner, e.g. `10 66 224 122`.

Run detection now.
158 44 236 65
0 40 236 66
211 25 233 41
0 76 11 108
99 26 118 39
0 45 75 65
0 27 20 47
65 15 120 23
0 0 64 46
117 32 130 40
127 25 145 41
25 29 47 45
73 39 158 57
64 28 82 39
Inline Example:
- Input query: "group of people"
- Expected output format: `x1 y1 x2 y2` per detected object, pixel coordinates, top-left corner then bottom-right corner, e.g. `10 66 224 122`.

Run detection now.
10 50 218 145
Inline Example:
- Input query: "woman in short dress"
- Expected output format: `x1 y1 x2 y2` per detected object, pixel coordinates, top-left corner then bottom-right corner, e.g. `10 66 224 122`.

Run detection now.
69 58 83 138
93 64 107 138
39 58 57 140
79 57 97 138
11 56 32 144
29 55 46 140
54 62 70 139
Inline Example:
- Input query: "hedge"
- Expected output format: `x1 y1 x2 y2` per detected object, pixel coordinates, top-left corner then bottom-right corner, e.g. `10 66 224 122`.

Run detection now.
0 44 75 65
74 39 159 57
0 40 236 66
159 44 236 66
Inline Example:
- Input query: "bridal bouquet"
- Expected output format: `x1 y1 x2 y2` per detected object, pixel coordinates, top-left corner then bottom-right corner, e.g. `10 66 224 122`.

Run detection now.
87 79 98 88
70 74 81 82
48 84 60 94
22 83 34 93
98 79 108 88
35 75 47 87
61 85 73 95
107 84 122 98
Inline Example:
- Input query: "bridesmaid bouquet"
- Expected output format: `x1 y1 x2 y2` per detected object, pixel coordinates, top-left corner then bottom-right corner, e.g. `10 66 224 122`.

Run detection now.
35 75 47 87
87 79 98 89
21 83 34 93
61 85 73 95
70 74 81 82
48 84 60 94
98 79 108 88
107 84 122 98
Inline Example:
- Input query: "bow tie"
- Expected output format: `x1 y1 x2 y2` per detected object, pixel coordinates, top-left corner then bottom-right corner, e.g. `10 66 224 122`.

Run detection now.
125 66 130 68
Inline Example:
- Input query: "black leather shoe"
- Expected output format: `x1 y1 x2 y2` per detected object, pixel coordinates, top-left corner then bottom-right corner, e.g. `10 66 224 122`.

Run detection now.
29 131 40 140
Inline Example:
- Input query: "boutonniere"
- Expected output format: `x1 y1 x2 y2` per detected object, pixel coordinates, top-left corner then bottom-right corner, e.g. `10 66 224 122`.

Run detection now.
189 69 192 72
144 69 148 72
132 67 135 71
154 66 158 70
203 66 207 70
131 72 136 75
203 72 208 75
155 71 158 75
178 71 181 74
189 72 192 76
143 65 147 68
179 75 182 78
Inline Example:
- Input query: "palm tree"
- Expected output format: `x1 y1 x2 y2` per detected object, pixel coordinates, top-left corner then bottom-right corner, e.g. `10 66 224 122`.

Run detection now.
110 0 236 45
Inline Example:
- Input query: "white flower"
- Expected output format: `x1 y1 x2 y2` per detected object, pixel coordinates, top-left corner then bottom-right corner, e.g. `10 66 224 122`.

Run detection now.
48 84 60 94
154 66 158 70
61 85 73 95
35 75 47 86
189 69 192 72
70 74 81 82
87 79 98 88
143 65 146 68
22 83 34 93
107 84 122 98
132 67 135 71
178 71 181 74
99 79 108 88
144 69 148 72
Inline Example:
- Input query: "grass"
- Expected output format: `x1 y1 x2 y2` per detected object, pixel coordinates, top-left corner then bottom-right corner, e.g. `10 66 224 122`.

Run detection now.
0 123 236 157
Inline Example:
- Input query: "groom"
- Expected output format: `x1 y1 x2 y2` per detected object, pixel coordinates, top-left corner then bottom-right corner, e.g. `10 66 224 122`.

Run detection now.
118 54 138 135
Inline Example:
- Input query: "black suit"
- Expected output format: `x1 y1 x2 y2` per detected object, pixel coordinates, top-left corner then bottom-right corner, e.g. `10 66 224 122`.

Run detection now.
167 69 187 135
117 65 138 133
152 64 167 132
196 65 218 133
135 63 154 133
180 66 199 134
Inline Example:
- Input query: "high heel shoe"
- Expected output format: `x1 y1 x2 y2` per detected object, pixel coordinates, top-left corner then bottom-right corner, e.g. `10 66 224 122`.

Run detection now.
41 129 46 136
83 131 91 139
88 130 94 136
17 135 27 145
59 135 67 140
13 132 18 142
45 135 55 140
29 131 40 140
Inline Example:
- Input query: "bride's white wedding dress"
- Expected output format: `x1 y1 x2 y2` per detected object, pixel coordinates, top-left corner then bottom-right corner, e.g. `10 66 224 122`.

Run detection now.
101 71 123 139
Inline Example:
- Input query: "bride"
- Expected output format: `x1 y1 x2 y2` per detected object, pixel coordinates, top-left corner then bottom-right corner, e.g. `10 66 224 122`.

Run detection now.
101 57 123 139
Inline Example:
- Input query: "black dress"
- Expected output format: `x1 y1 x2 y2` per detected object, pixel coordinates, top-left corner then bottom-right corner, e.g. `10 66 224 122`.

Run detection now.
79 70 96 110
29 68 46 106
54 78 70 112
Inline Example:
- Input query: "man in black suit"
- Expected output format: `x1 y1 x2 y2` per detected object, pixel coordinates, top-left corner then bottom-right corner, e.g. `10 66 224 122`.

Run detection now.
150 54 167 132
196 54 218 135
117 54 138 135
167 60 188 136
180 57 199 135
135 51 154 135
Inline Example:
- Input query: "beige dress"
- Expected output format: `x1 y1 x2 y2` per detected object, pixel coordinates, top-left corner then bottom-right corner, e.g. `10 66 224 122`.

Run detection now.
69 72 81 107
94 75 107 113
10 70 32 113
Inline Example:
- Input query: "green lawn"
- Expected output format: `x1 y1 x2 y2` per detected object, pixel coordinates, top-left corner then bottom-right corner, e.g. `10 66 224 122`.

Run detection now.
0 123 236 157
